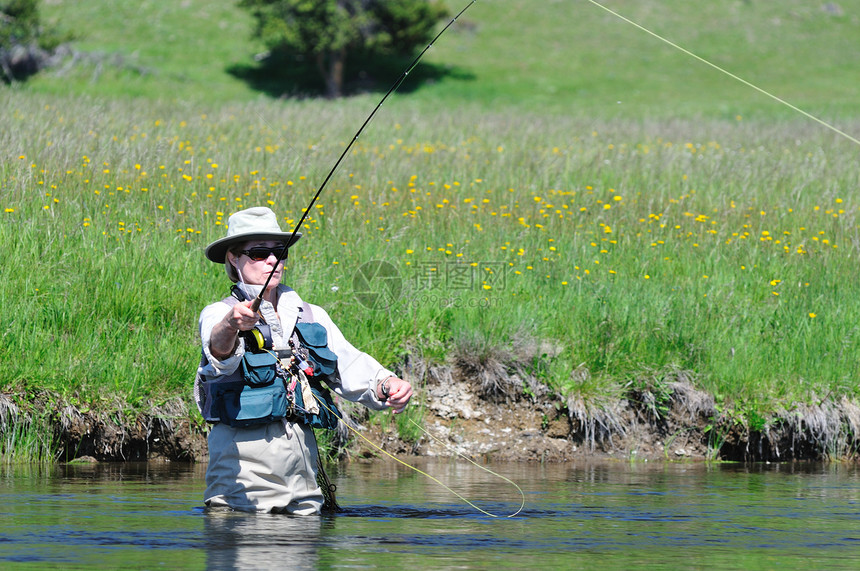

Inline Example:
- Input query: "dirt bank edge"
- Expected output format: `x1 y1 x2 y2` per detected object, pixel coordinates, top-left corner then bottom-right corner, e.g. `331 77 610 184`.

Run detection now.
3 367 859 463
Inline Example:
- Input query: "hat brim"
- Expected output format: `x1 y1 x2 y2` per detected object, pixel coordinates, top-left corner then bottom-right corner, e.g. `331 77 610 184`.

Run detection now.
205 231 302 264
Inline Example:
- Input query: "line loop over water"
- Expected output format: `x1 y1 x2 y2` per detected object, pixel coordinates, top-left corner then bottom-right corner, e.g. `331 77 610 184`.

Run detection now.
314 392 524 518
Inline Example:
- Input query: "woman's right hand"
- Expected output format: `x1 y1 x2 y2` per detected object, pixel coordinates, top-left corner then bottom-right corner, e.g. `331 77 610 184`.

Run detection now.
209 301 257 359
224 300 258 332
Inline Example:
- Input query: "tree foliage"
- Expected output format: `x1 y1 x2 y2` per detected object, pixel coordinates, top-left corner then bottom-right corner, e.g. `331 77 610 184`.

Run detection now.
1 0 66 82
239 0 450 98
0 0 40 45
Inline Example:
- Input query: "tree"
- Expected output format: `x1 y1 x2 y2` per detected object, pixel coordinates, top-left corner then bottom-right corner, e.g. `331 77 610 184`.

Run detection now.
239 0 450 98
1 0 66 82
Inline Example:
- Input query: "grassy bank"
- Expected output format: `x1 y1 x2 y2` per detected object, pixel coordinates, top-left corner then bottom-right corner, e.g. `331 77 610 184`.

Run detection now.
2 0 860 459
3 92 859 439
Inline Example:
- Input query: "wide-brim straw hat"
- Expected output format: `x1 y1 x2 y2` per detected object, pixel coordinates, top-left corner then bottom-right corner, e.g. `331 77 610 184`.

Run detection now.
205 207 302 264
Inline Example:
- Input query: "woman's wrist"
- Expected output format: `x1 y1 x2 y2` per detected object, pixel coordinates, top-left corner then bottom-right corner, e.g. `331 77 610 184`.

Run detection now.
210 320 240 359
377 375 394 399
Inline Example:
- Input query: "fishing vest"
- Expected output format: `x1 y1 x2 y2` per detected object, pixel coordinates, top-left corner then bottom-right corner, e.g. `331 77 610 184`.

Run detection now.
194 292 342 429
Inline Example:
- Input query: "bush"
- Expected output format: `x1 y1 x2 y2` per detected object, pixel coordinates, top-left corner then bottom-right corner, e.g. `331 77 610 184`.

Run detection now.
0 0 68 82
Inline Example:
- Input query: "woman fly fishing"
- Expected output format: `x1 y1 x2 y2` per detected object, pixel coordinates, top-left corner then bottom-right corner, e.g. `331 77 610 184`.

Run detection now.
195 206 412 514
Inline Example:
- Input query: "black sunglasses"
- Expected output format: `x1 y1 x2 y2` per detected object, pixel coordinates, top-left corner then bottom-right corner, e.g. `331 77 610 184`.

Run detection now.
239 246 288 262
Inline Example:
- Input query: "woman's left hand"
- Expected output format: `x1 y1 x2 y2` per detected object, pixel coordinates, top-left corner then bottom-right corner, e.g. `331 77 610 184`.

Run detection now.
378 377 413 413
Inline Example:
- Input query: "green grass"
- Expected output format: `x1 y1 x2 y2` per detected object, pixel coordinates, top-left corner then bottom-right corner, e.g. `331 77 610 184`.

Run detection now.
27 0 860 119
0 397 57 464
3 93 858 415
3 0 860 453
27 0 262 102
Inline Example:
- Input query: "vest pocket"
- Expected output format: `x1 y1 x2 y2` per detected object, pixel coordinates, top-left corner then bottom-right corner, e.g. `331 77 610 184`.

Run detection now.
294 322 338 376
214 379 288 427
241 350 278 386
306 383 341 430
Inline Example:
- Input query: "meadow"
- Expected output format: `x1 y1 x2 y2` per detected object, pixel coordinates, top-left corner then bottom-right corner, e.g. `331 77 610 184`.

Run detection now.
2 0 860 458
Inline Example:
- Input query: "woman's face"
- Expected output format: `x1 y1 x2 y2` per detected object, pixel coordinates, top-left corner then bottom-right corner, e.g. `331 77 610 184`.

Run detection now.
226 240 287 287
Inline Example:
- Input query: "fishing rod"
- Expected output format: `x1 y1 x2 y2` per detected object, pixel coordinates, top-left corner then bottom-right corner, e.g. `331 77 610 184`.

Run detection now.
251 0 478 312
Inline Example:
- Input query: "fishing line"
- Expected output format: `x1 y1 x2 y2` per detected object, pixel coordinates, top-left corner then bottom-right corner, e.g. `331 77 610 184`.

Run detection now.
585 0 860 147
406 417 525 517
312 393 524 518
251 0 479 311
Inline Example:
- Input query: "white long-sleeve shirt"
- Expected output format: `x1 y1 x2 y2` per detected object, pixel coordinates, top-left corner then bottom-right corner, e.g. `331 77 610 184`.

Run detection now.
197 283 391 413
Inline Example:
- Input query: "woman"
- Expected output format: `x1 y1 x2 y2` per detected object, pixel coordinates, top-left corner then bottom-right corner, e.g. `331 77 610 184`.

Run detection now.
195 206 412 514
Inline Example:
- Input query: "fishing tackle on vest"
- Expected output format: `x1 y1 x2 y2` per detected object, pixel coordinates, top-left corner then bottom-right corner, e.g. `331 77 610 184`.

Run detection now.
198 286 344 429
249 0 478 312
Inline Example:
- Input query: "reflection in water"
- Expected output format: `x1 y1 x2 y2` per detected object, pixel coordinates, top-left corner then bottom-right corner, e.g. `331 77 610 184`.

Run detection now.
203 510 323 571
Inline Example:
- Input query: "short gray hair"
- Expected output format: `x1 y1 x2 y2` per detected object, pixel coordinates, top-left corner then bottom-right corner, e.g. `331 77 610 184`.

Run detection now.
225 246 241 283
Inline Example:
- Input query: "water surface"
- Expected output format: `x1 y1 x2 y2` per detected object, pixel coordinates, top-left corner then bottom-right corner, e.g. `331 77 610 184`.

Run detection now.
1 459 859 569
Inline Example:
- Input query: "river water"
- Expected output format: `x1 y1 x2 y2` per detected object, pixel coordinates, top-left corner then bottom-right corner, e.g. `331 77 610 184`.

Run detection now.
1 459 859 569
